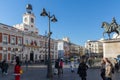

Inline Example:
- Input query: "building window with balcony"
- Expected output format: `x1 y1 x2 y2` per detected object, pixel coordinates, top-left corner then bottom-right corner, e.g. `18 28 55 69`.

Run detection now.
3 35 8 44
25 39 29 45
31 40 34 45
39 41 42 47
3 47 7 51
11 37 16 45
18 38 22 46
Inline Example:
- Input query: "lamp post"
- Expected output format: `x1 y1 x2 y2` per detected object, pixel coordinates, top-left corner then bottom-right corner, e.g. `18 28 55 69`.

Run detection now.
40 8 57 79
44 31 47 65
79 46 80 59
22 32 24 61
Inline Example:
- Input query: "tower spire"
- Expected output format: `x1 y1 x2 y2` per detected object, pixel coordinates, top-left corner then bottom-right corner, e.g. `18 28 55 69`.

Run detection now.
26 4 32 13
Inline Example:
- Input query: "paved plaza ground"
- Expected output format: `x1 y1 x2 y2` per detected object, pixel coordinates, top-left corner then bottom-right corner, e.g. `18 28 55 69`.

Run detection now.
0 64 120 80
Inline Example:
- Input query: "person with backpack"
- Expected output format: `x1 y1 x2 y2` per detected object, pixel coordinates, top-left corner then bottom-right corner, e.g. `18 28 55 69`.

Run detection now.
114 59 119 72
1 60 9 76
54 59 59 75
77 59 88 80
104 58 113 80
59 59 64 74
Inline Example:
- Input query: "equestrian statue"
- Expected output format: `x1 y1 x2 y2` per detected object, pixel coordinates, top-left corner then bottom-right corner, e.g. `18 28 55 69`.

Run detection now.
101 17 120 39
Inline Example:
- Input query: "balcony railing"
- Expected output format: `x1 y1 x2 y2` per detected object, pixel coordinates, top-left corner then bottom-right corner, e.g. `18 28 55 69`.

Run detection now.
11 43 16 45
18 44 22 46
3 42 8 44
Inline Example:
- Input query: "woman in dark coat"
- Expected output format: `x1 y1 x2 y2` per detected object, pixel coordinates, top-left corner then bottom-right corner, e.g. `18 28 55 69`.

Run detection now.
100 59 106 80
54 59 59 75
77 59 88 80
1 60 9 75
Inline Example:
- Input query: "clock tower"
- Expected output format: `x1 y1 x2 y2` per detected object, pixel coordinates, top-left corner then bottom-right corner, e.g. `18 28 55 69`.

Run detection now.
14 4 39 34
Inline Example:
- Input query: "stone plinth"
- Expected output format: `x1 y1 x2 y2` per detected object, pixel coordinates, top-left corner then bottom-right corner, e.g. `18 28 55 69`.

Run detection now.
101 39 120 58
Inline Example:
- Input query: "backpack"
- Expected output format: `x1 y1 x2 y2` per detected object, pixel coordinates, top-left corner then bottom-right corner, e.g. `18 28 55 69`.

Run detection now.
59 61 63 68
110 64 115 74
79 63 88 70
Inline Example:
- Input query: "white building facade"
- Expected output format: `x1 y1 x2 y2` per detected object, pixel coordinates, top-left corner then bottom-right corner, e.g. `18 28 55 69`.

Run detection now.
57 37 83 59
0 4 58 62
85 40 103 58
0 23 24 62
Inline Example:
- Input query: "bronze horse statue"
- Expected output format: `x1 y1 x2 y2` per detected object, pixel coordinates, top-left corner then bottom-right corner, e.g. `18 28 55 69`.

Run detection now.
101 22 120 39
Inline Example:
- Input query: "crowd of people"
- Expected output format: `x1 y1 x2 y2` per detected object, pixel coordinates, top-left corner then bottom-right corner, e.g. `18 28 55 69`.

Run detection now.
54 58 64 76
0 57 22 80
53 57 120 80
54 57 88 80
100 58 120 80
0 57 120 80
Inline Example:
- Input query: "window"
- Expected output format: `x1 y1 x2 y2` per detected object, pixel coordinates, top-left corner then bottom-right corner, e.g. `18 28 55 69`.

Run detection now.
39 41 41 47
11 37 16 45
24 17 27 22
31 18 34 23
3 35 8 44
3 47 7 51
25 39 29 45
18 38 22 45
31 25 33 27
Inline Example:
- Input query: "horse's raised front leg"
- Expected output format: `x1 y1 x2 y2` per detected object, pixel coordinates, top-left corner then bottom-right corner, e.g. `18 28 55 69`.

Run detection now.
108 33 111 39
116 27 120 38
103 32 105 38
115 31 119 39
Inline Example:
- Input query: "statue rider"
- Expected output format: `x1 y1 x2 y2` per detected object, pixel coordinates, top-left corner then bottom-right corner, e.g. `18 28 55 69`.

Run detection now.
110 17 118 31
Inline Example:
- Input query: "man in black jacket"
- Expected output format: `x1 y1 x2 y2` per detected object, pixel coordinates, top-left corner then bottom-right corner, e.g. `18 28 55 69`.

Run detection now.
77 59 88 80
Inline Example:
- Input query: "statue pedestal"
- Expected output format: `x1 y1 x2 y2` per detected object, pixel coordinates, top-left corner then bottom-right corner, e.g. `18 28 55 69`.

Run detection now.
101 39 120 58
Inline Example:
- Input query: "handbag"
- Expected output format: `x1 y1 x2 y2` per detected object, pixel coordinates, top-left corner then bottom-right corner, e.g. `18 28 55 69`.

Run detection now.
54 68 58 75
20 69 23 74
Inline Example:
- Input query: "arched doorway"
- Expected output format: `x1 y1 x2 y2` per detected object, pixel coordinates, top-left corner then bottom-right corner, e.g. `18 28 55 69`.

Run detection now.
30 51 34 61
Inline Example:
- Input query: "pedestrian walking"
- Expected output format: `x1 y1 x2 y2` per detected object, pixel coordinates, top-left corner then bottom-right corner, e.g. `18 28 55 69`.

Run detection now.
100 59 106 80
104 58 113 80
1 60 9 76
70 60 75 73
114 59 119 72
87 58 93 68
0 62 1 73
59 59 64 74
54 59 59 75
14 57 22 80
25 59 28 71
77 59 88 80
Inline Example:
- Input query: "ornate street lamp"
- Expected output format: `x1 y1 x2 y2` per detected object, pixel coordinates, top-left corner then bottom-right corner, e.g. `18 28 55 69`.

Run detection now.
40 8 57 79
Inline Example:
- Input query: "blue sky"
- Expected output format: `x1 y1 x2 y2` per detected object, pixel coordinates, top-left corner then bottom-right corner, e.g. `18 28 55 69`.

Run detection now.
0 0 120 46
